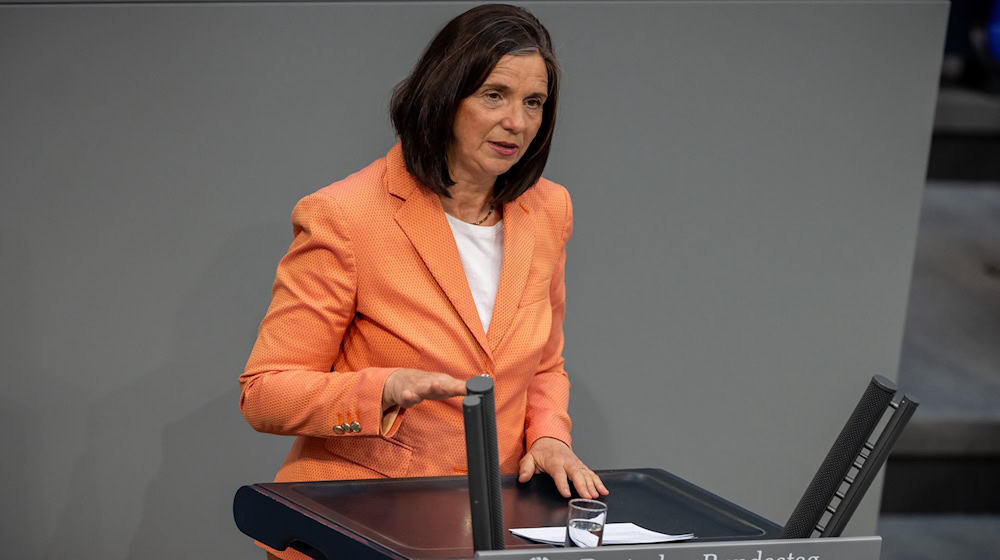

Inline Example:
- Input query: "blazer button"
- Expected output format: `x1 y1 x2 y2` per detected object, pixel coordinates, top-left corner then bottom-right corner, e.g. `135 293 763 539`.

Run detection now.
341 422 352 433
333 425 345 434
350 421 361 433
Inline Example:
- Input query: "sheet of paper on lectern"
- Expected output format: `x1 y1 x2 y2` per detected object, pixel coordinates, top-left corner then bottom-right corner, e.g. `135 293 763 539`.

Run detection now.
510 522 694 546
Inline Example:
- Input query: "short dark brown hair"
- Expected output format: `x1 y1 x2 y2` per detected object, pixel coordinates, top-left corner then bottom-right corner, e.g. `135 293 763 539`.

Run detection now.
389 3 560 205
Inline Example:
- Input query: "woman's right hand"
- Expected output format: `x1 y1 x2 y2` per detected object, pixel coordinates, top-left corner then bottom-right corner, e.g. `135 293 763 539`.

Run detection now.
382 368 467 410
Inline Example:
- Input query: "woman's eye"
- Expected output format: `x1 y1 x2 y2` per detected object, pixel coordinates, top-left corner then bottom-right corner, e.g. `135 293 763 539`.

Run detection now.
484 91 503 103
525 98 543 110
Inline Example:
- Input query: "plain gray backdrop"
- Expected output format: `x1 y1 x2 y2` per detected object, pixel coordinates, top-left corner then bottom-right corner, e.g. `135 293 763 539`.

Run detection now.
0 1 946 558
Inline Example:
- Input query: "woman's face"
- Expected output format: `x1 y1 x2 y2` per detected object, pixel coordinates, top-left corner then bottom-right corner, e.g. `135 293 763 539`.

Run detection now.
447 53 549 188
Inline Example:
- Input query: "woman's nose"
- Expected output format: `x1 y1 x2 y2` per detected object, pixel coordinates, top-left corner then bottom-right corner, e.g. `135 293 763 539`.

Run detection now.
501 106 527 133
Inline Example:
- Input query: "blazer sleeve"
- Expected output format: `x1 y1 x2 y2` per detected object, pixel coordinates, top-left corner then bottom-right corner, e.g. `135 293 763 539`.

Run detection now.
523 186 574 451
239 192 402 439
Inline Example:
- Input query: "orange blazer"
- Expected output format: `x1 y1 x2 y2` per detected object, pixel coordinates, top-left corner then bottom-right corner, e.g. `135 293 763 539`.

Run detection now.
240 143 574 487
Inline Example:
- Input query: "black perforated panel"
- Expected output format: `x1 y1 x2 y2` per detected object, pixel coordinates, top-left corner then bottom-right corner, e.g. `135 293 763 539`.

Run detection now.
781 376 896 538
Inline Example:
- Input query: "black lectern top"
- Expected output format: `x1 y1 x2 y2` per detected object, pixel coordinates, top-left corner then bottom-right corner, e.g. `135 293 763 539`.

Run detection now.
234 468 781 560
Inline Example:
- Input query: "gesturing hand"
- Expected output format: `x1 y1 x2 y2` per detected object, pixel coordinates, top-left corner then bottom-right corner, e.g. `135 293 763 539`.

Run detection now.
382 368 467 410
518 437 609 499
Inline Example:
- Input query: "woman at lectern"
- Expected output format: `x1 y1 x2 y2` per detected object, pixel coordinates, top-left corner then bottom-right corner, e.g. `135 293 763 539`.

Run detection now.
240 5 606 557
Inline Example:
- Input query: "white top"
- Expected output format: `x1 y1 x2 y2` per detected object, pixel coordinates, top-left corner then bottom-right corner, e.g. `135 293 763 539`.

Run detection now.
445 213 504 333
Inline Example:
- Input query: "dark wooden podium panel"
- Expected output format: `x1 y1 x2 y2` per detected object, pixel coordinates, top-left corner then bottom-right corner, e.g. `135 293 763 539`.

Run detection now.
234 468 782 560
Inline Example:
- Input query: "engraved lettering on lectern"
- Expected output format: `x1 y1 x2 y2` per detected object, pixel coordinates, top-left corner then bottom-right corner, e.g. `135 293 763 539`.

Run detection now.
701 551 820 560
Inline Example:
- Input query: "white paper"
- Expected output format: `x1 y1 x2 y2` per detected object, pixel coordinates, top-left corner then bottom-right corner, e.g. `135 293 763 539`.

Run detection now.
510 522 695 546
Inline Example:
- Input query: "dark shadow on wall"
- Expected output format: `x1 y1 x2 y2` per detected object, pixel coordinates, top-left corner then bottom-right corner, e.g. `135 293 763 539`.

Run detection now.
128 387 283 556
0 398 35 556
0 228 65 559
565 371 615 468
44 222 292 559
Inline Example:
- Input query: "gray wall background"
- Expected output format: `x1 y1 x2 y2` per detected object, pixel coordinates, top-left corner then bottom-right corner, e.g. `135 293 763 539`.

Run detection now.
0 1 946 558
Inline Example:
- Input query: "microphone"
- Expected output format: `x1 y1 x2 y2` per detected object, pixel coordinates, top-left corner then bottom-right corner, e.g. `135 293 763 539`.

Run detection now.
463 375 505 550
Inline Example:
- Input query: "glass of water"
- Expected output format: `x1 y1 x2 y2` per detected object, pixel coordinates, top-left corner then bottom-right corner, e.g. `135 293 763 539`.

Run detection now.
566 498 607 547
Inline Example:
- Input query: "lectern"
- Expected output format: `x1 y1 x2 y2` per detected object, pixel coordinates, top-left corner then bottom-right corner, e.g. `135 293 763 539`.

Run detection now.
234 376 910 559
234 468 783 560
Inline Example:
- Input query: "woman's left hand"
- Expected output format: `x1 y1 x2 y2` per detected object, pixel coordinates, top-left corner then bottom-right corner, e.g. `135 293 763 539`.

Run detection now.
518 437 609 499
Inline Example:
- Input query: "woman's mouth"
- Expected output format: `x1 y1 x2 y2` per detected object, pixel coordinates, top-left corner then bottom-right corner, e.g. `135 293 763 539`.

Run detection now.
488 141 518 157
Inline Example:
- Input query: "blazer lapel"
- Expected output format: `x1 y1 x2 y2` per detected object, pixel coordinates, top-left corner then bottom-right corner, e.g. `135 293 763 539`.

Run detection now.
486 199 535 351
386 145 492 359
